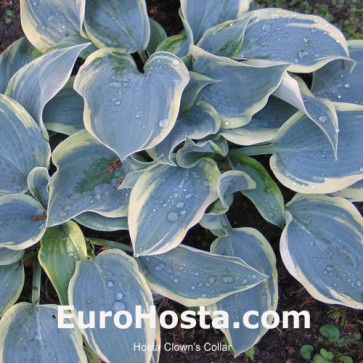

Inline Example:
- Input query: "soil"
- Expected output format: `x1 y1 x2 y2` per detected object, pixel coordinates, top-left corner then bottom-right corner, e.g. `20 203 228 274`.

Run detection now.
1 1 362 363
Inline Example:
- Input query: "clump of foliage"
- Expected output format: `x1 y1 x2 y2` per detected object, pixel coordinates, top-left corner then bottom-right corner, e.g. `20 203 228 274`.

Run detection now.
0 0 362 362
300 323 361 362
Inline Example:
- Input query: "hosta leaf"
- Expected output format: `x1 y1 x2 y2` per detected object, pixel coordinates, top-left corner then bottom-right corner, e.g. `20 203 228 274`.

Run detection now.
43 77 84 135
176 138 229 168
180 0 251 43
0 194 47 250
0 248 24 266
157 32 190 58
0 303 86 362
129 159 220 256
269 103 363 193
147 19 167 55
229 156 285 228
39 221 87 305
0 94 50 195
0 37 35 94
74 49 189 161
221 96 296 146
74 213 128 232
209 228 278 356
217 170 256 208
236 8 349 73
281 194 363 309
20 0 85 51
200 213 232 237
6 44 89 137
27 167 51 209
138 245 267 307
197 17 251 57
190 45 289 128
47 130 131 227
68 249 156 363
150 100 220 165
332 180 363 202
84 0 149 53
0 261 24 316
312 40 363 105
274 73 339 157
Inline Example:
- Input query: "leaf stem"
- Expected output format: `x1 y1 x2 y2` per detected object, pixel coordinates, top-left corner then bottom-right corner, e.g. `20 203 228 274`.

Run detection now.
32 258 42 305
138 50 149 64
86 237 133 252
229 144 275 157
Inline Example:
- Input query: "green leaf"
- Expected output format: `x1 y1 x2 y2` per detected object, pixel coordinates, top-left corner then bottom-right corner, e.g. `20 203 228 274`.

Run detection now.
208 227 278 356
236 8 349 73
281 194 363 309
245 346 255 360
43 77 85 135
312 40 363 105
229 156 285 228
0 194 47 250
147 19 167 55
0 303 87 362
338 355 354 363
68 249 156 363
47 130 131 227
74 49 189 161
320 348 334 360
0 261 24 316
180 0 251 43
0 94 50 195
39 221 87 305
157 32 190 58
270 103 363 193
20 0 85 51
129 159 220 256
0 37 35 94
190 45 289 128
300 344 314 359
84 0 149 53
313 354 333 363
5 44 89 137
138 244 267 307
319 324 340 342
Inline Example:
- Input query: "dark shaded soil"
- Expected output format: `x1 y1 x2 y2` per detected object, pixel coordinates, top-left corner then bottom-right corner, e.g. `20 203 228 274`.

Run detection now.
1 1 362 363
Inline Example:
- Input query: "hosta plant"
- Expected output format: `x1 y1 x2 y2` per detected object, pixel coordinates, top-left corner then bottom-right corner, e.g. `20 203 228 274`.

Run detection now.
0 0 362 361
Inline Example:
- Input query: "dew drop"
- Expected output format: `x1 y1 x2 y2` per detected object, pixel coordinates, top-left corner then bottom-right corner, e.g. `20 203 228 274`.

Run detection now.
172 59 180 66
302 37 311 44
159 119 169 128
298 50 309 60
112 301 126 312
344 83 351 89
173 278 179 283
190 285 196 290
176 202 184 209
106 280 114 288
155 263 165 271
222 275 234 284
318 115 328 123
109 81 122 88
311 28 318 33
115 292 124 300
167 211 179 222
262 24 272 32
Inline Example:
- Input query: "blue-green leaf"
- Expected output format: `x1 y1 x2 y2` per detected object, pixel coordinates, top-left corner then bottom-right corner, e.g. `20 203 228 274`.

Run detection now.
157 32 190 58
312 40 363 105
236 8 349 73
0 303 87 362
0 248 24 266
209 228 278 356
221 96 296 146
138 244 267 307
269 103 363 193
229 156 285 228
281 194 363 309
129 159 220 256
0 94 50 195
20 0 86 51
6 44 89 137
74 213 128 232
190 45 289 128
149 100 220 165
84 0 149 53
39 221 87 305
68 249 156 363
176 137 229 168
0 194 47 250
43 77 84 135
0 261 24 316
0 37 35 94
74 49 189 161
332 180 363 202
47 130 131 227
180 0 251 43
147 19 167 55
27 167 51 209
